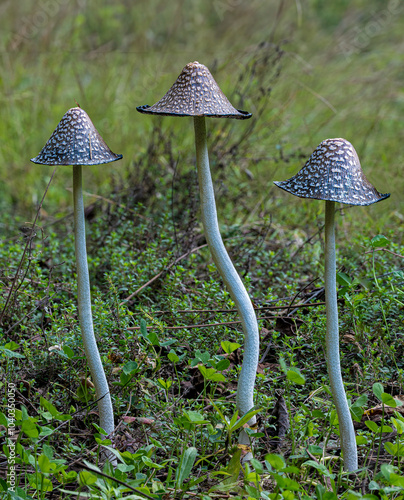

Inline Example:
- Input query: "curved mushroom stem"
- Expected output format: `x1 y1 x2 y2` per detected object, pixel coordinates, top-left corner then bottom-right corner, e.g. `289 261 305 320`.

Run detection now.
73 166 115 460
194 117 259 454
324 200 358 472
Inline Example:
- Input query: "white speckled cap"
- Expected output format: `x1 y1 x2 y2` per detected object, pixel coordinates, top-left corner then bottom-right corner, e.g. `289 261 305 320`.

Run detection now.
31 107 123 166
274 138 390 206
137 61 251 119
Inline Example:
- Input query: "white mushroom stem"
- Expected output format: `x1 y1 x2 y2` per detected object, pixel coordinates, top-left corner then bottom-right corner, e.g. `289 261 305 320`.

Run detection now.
73 166 115 448
324 200 358 472
194 117 259 450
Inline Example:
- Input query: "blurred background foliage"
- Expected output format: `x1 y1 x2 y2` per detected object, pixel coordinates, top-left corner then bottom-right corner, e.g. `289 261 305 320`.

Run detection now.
0 0 403 231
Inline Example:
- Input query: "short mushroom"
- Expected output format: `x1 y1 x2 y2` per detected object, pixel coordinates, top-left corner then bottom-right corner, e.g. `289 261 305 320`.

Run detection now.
274 138 390 471
137 62 259 452
31 107 122 453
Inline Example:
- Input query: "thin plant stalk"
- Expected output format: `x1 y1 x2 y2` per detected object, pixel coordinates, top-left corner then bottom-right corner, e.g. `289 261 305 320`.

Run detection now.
324 200 357 471
193 116 259 448
73 166 114 439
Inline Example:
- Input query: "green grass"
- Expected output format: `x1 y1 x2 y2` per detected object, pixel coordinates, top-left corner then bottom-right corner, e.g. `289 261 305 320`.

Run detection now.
0 1 403 220
1 1 404 498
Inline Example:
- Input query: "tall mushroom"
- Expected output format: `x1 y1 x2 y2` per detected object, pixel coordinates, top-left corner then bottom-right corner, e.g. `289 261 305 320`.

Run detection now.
274 138 390 471
137 62 259 451
31 107 122 450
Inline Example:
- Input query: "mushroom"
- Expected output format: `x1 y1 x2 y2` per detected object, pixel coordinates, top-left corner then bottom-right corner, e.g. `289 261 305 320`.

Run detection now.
137 62 260 452
274 138 390 471
31 107 122 452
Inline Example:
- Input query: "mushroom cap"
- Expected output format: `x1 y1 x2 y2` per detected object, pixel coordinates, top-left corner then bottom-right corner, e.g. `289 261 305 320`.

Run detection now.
274 138 390 206
137 61 251 119
31 107 123 166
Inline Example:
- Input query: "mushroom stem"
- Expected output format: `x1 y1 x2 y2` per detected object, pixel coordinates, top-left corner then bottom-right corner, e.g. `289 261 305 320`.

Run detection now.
73 166 115 446
324 200 358 472
193 117 259 450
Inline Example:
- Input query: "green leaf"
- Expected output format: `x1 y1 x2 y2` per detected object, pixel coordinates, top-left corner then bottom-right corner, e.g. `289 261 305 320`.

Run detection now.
147 330 160 346
390 473 404 488
307 444 323 455
373 383 384 401
209 372 226 382
323 493 338 500
195 350 210 364
365 420 379 433
222 449 241 484
42 443 54 460
29 474 53 492
198 365 226 382
229 411 239 429
350 405 364 422
62 345 75 359
0 412 8 427
384 442 397 456
210 401 226 425
40 397 58 417
356 435 368 445
250 457 263 474
4 341 19 351
279 356 287 374
392 417 404 434
303 460 335 479
244 471 260 482
352 394 368 407
79 470 97 486
38 454 51 473
156 378 172 390
0 347 25 359
39 426 54 437
286 368 305 385
168 350 179 363
371 235 389 248
92 423 108 435
122 361 138 375
282 466 301 474
176 447 197 488
21 406 29 421
230 408 261 432
272 473 301 491
381 393 397 407
215 358 230 371
183 410 207 423
221 341 241 354
21 418 38 438
380 463 395 481
61 469 78 483
140 318 148 337
141 456 164 469
264 453 286 471
336 272 352 287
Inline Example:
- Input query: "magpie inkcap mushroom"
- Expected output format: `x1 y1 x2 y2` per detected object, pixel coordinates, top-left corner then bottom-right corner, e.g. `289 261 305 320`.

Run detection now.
31 107 122 461
274 137 390 471
137 62 259 458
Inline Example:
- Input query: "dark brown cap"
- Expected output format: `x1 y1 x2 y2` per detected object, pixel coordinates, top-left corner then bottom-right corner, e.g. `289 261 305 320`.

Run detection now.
137 61 251 119
31 107 123 166
274 138 390 206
